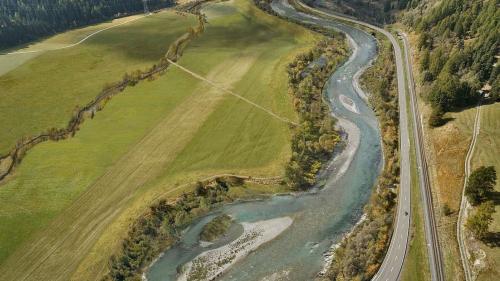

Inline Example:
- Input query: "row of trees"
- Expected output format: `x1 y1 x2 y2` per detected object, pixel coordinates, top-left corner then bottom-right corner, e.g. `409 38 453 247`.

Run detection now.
324 35 399 281
285 38 348 189
408 0 499 125
0 0 175 49
465 166 497 240
0 11 206 182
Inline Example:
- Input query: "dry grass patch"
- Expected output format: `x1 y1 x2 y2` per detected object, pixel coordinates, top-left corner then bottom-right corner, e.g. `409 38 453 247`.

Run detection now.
467 103 500 281
407 30 472 281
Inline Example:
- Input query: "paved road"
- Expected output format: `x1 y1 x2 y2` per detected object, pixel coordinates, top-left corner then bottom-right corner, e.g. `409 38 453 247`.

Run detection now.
297 2 447 280
293 1 412 280
457 99 482 281
401 33 445 281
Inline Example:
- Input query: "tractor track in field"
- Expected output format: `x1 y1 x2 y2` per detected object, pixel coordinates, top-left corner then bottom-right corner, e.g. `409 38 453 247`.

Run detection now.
1 15 147 56
167 59 298 126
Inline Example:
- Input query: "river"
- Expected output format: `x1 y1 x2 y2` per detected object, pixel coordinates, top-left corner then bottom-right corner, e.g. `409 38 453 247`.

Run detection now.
146 0 381 280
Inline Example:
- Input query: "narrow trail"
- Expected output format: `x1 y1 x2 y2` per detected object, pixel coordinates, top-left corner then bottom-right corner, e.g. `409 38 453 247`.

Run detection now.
457 101 482 281
167 59 298 126
1 15 148 56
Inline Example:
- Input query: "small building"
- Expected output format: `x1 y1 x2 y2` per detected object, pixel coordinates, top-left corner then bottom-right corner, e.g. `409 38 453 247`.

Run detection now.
479 83 492 98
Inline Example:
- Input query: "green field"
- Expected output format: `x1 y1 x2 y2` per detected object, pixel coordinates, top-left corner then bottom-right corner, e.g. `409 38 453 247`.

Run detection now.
468 103 500 281
451 102 499 280
0 0 320 280
0 11 197 155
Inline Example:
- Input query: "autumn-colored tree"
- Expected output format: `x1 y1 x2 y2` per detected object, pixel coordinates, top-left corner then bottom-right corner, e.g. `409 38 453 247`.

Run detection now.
466 201 495 240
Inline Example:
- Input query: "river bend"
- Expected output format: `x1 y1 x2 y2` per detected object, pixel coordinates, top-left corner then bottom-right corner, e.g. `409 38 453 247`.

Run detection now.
147 0 381 280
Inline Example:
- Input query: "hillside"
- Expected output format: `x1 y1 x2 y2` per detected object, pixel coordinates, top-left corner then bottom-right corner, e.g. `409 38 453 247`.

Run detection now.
399 0 499 279
0 0 175 50
404 0 499 124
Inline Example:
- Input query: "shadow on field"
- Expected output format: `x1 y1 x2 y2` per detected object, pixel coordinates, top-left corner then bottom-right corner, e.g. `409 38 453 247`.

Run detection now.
83 15 198 62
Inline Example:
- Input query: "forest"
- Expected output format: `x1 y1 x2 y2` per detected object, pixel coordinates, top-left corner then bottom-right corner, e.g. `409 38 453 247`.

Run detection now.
0 0 175 49
407 0 499 125
321 0 499 125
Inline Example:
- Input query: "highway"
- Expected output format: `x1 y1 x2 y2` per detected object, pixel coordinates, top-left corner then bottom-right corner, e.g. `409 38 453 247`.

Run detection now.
296 1 445 280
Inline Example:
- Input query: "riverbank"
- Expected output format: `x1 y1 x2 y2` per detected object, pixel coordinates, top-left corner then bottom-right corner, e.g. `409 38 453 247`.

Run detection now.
320 19 399 281
178 217 293 281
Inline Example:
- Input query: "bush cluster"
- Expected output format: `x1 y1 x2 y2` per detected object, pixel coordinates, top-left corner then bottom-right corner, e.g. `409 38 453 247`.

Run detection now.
103 178 235 281
285 39 348 189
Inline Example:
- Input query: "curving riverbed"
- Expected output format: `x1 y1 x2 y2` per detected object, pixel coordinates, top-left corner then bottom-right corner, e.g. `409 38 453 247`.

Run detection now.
146 0 381 280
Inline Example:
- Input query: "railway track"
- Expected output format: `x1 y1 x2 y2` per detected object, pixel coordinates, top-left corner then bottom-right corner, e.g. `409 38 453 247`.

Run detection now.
402 33 445 281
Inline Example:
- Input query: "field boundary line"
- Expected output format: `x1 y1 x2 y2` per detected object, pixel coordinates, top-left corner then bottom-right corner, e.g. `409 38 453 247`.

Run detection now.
167 59 298 126
152 174 284 202
457 101 482 281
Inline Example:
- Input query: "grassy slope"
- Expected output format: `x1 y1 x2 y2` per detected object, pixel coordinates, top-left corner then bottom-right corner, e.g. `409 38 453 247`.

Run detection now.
0 14 145 76
456 103 500 281
0 12 197 155
0 1 320 280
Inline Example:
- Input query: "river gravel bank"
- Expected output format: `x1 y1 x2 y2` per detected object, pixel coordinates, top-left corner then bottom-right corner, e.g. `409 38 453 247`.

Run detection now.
177 217 293 281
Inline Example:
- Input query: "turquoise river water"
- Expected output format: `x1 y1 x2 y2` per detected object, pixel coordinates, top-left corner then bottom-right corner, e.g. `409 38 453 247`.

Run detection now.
147 0 381 280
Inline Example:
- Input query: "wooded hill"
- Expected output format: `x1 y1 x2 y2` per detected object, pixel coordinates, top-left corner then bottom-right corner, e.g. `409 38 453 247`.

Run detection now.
405 0 499 125
0 0 175 50
329 0 499 124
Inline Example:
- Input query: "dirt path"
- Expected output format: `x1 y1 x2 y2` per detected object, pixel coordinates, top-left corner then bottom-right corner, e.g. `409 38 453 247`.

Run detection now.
167 59 298 126
457 102 482 281
1 15 147 56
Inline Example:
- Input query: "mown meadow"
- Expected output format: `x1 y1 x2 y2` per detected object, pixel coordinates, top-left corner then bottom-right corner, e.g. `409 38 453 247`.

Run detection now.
0 0 321 280
0 11 197 155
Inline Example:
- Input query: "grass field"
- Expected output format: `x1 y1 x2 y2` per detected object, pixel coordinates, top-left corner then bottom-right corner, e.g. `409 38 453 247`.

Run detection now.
461 102 500 281
0 0 321 280
0 11 197 155
0 14 145 76
425 101 499 280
